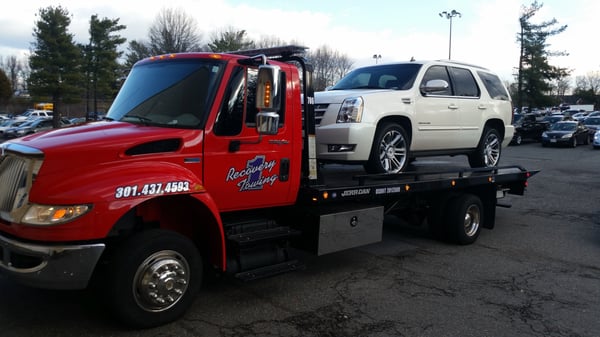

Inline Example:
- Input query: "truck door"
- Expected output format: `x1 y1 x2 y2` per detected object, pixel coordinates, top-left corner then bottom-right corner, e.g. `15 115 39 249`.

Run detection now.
203 65 296 211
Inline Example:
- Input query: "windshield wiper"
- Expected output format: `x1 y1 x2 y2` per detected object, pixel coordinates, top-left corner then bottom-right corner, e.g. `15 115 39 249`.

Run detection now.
122 114 153 125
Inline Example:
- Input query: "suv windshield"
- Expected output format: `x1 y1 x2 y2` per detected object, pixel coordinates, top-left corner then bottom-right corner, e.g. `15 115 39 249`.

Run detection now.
107 58 225 128
331 63 422 90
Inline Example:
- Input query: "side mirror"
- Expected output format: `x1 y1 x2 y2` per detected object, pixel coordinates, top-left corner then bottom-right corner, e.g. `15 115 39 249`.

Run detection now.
421 79 449 94
256 111 279 135
256 65 281 111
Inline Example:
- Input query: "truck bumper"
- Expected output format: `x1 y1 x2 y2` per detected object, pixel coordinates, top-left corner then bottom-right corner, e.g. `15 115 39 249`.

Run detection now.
0 233 105 290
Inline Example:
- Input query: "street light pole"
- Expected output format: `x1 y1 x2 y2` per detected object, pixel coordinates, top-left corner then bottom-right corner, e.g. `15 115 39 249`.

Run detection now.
439 10 461 60
373 54 381 64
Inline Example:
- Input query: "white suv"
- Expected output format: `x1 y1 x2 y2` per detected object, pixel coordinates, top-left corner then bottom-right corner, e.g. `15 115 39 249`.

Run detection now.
314 60 514 173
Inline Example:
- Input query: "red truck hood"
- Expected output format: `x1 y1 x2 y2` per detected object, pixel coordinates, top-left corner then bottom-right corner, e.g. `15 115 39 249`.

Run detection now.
8 121 201 175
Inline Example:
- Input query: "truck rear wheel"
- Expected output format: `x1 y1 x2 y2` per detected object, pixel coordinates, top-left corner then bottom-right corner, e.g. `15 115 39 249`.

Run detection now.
365 123 409 174
447 194 483 245
107 229 202 328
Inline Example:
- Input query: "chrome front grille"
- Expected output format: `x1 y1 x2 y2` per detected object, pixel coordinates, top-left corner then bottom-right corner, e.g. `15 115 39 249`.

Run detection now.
0 144 43 222
0 155 29 213
314 104 328 125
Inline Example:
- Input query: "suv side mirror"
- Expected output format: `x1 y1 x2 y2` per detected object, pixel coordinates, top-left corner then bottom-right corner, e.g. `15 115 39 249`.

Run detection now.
421 79 449 94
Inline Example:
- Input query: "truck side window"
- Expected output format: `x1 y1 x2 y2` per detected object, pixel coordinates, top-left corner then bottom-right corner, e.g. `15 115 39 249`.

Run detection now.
214 67 245 136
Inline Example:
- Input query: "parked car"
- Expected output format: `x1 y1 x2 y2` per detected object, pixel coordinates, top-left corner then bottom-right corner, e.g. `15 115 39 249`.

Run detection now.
541 121 590 147
584 111 600 121
0 119 27 137
4 117 71 138
571 112 589 121
314 60 514 173
542 114 569 125
593 130 600 149
583 116 600 139
510 113 549 145
13 109 53 121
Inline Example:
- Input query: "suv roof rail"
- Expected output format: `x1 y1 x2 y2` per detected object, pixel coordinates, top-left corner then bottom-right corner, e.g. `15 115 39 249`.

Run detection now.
436 59 489 71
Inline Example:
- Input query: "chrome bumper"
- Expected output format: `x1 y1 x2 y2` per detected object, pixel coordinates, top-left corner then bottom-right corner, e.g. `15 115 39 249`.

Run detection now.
0 233 105 289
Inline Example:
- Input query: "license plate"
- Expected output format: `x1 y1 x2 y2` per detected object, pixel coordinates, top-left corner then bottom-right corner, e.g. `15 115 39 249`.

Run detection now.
550 139 557 143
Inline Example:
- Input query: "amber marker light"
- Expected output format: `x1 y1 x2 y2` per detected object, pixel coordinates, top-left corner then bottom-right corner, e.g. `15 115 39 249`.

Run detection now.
322 191 329 199
404 184 410 191
451 180 456 187
263 81 272 106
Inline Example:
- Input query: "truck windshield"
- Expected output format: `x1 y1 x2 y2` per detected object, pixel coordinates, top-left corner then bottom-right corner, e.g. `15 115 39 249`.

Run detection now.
331 63 422 90
107 58 225 128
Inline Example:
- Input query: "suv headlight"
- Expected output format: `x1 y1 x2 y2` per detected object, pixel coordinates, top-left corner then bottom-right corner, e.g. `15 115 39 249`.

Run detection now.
21 204 91 226
337 97 364 123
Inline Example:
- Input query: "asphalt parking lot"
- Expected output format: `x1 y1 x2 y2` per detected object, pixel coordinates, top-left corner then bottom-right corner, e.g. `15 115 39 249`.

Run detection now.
1 142 599 337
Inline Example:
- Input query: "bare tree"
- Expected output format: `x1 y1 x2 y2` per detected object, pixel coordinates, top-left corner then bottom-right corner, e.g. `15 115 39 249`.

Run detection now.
553 76 571 98
575 71 600 95
148 7 204 54
307 45 354 91
253 35 305 49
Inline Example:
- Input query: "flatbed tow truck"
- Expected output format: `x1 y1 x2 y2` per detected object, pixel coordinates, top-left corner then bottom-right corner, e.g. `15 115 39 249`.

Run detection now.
0 46 537 328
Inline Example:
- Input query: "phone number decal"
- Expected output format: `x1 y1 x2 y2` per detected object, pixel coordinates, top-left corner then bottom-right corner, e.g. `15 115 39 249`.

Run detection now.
115 181 190 199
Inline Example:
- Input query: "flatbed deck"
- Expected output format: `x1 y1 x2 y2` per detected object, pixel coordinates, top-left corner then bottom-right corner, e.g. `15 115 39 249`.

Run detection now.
301 162 537 204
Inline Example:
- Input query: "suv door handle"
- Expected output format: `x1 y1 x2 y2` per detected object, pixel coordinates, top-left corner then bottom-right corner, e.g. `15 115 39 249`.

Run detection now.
478 104 487 110
448 104 459 110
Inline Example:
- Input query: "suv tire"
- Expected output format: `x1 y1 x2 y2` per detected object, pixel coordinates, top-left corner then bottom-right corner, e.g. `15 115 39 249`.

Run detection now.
468 127 501 168
365 123 409 174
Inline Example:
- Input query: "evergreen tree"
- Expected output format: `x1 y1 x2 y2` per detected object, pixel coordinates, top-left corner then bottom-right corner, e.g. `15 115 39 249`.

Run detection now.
208 27 254 52
516 1 569 110
0 69 11 106
28 5 83 127
84 14 126 114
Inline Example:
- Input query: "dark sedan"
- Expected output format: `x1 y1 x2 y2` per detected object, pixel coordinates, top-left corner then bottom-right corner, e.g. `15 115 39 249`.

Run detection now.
541 121 590 147
511 114 549 145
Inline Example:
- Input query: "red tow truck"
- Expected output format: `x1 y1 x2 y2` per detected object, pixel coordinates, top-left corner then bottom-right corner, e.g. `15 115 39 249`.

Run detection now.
0 46 536 327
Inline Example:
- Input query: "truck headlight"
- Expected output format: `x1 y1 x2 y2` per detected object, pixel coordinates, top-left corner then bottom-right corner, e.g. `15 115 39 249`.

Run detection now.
337 97 364 123
21 204 91 226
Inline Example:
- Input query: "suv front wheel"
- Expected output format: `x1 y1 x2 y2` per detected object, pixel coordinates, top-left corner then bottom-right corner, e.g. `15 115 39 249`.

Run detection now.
468 127 501 168
365 123 409 174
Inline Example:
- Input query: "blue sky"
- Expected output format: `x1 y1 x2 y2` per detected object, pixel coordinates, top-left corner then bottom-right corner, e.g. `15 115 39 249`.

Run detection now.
1 0 597 83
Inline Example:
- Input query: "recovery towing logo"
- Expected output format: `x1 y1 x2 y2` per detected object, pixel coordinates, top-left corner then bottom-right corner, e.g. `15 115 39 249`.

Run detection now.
226 155 278 191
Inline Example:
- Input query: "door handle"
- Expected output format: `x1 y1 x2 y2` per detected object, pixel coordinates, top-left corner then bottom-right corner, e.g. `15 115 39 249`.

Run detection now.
448 104 459 110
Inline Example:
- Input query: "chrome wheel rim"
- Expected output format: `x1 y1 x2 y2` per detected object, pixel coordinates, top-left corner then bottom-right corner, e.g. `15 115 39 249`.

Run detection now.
378 129 407 173
464 204 481 237
133 250 190 312
483 132 501 167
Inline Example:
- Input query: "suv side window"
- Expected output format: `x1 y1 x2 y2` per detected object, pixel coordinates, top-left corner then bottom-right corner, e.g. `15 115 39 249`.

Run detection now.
477 70 510 100
420 65 452 96
448 67 479 97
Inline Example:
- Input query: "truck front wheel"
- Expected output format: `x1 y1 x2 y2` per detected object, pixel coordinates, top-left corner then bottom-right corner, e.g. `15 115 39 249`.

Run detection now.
107 229 203 328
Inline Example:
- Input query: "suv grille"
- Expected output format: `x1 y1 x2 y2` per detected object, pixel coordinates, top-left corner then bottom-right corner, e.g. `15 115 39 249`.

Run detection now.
301 103 328 126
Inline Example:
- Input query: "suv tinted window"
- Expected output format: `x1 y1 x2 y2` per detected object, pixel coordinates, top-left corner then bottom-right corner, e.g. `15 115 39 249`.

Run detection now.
449 67 479 97
421 65 452 96
477 71 509 100
332 63 421 90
